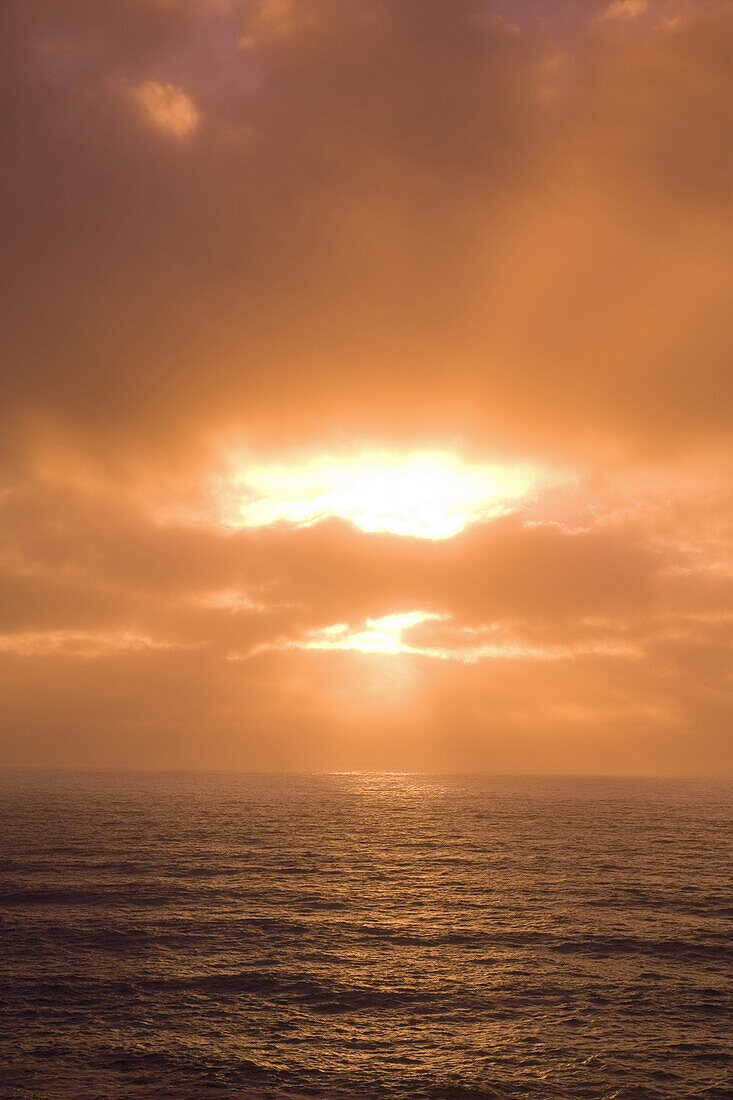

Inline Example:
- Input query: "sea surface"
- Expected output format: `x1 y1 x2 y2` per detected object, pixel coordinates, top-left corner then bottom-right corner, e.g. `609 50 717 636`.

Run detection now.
0 772 731 1099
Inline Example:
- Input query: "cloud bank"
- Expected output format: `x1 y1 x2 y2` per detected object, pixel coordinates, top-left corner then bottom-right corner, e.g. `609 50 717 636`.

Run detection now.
0 0 730 773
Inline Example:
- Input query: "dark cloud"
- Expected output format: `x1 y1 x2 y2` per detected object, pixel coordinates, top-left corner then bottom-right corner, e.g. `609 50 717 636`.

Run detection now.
1 0 729 459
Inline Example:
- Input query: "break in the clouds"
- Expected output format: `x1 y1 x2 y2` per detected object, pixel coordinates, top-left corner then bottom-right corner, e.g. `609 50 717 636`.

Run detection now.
208 451 556 538
0 0 730 774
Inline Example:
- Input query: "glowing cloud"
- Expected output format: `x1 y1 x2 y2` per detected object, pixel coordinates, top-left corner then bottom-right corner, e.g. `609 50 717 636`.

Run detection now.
245 613 642 662
214 451 552 539
0 630 194 658
300 611 446 656
123 80 200 138
240 0 314 48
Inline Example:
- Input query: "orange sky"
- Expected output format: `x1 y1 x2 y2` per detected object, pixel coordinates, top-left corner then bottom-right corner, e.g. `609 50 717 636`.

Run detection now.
1 0 731 774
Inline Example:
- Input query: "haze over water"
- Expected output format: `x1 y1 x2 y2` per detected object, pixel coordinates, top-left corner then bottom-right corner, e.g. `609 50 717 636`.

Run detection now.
1 772 731 1099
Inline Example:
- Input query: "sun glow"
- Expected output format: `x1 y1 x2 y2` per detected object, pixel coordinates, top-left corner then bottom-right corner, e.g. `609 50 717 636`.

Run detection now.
240 612 644 663
301 611 446 655
214 451 548 539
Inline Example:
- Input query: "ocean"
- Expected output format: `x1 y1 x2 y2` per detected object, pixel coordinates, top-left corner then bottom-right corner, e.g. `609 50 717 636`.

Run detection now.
1 772 731 1099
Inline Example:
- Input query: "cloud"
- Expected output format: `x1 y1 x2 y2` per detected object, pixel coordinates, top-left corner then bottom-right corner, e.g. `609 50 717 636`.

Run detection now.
0 0 728 461
0 628 194 658
0 0 730 773
248 609 644 662
602 0 648 19
240 0 317 48
120 78 200 136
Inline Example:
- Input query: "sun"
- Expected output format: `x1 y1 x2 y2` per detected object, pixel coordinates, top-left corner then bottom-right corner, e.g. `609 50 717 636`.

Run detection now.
213 449 550 539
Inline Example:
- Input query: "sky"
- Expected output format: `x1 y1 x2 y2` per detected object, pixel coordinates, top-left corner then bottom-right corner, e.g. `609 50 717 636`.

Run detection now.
0 0 731 775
